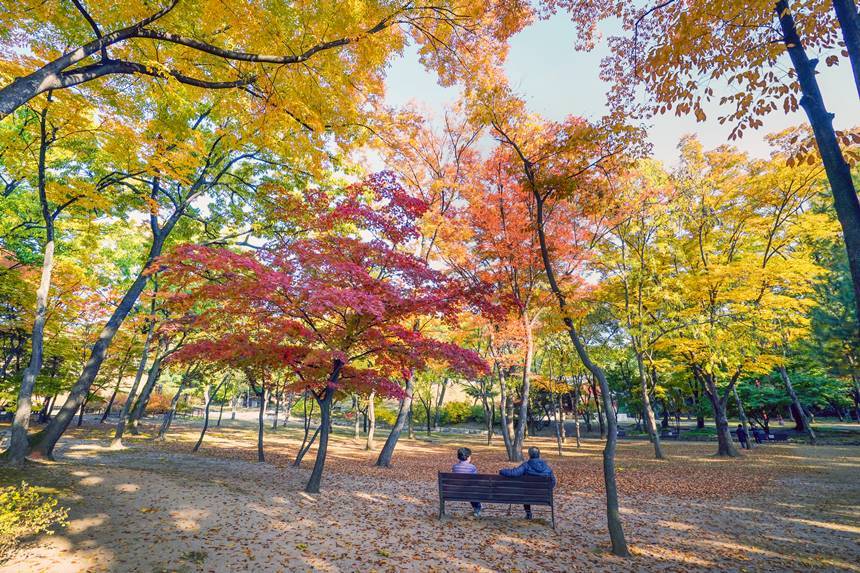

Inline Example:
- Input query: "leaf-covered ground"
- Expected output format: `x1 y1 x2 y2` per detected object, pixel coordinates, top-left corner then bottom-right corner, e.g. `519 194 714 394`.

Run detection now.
3 419 859 572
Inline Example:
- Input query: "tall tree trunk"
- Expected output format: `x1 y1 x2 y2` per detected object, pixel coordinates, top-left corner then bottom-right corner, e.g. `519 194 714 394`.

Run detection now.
76 398 87 427
129 353 164 435
230 394 238 420
511 314 534 461
193 376 227 452
375 375 414 467
256 386 266 463
497 367 517 460
38 395 56 424
590 376 606 439
365 391 376 450
407 403 415 439
433 378 448 430
294 425 320 466
779 365 817 443
353 395 361 439
272 390 281 429
852 373 860 422
832 0 860 100
305 361 343 493
531 191 629 557
778 0 860 328
284 393 294 423
156 375 188 440
636 353 664 459
733 386 751 448
33 220 175 459
110 316 156 449
5 103 56 466
701 373 739 457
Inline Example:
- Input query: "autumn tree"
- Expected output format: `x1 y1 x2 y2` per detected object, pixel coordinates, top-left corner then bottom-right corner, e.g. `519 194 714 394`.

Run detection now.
554 0 860 327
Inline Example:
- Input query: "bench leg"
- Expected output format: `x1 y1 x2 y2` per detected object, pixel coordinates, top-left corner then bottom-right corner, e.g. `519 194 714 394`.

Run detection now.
551 504 556 531
439 499 445 519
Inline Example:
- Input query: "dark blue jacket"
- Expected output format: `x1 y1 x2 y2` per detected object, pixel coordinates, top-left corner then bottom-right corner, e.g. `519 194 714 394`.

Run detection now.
736 427 748 441
499 458 557 487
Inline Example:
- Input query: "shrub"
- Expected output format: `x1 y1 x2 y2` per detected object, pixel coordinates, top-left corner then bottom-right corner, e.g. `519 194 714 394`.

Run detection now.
0 482 68 563
470 404 486 423
144 391 173 415
441 401 473 425
375 404 398 426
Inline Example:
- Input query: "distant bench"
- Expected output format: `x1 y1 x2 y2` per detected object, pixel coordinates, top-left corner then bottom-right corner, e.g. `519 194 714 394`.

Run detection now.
732 429 789 442
437 472 556 529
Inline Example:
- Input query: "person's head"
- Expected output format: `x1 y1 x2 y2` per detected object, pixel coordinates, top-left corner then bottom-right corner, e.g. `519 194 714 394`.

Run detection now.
737 424 743 430
457 447 472 462
528 447 541 460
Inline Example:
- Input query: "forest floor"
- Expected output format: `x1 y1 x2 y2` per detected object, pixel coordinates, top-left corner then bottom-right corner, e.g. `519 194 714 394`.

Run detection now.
2 419 859 572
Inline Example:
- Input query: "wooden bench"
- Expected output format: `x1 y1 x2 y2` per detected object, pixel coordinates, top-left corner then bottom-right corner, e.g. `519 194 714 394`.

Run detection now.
437 472 556 529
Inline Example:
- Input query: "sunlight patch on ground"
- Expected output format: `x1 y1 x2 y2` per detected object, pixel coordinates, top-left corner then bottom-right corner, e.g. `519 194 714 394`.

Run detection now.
782 516 860 534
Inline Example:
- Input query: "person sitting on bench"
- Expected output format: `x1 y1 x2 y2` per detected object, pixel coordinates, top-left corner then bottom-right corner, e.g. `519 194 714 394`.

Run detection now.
499 447 557 519
452 447 482 517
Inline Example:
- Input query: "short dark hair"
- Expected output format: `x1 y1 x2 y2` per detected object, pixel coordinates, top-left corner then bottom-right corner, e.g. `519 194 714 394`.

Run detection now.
457 447 472 461
528 447 541 459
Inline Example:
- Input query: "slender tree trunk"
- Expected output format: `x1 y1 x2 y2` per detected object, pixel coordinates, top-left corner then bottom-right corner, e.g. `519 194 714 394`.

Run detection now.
5 105 56 465
111 316 156 449
375 376 414 467
852 373 860 422
305 361 343 493
284 393 294 423
778 0 860 327
230 394 238 420
156 376 188 440
572 389 582 449
779 365 817 443
216 394 225 427
433 378 448 430
129 353 163 435
831 0 860 100
256 387 266 463
636 354 664 459
496 364 517 460
39 395 56 424
407 403 415 440
590 376 606 439
353 395 361 439
294 426 320 467
366 391 376 450
530 190 628 556
511 314 534 460
194 376 227 452
33 224 173 459
272 390 281 429
733 386 751 449
76 397 87 427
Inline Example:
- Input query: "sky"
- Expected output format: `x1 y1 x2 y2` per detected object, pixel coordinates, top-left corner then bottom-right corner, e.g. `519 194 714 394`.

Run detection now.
383 13 858 166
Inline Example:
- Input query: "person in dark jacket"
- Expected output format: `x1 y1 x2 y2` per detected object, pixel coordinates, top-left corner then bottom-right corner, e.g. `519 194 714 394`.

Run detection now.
736 424 750 450
452 447 482 517
499 447 557 519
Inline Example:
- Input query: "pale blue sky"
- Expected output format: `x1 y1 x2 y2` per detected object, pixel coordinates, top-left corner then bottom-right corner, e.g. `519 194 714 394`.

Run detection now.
384 14 858 165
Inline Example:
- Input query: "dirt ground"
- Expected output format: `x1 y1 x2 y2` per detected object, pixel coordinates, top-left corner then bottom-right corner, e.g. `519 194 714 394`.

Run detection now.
2 420 859 572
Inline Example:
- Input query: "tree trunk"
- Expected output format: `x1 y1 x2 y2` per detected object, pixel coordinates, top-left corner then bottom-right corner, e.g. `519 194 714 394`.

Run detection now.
216 395 225 427
256 387 266 462
733 386 751 449
129 353 164 435
778 0 860 328
156 377 187 440
110 318 156 449
284 393 294 423
531 189 629 557
366 391 376 450
193 376 227 452
636 353 664 459
779 365 816 443
305 361 343 493
38 395 56 424
76 398 87 427
831 0 860 100
375 376 414 467
33 226 173 459
590 376 606 439
702 375 739 457
5 107 56 465
852 373 860 422
407 403 415 440
433 378 448 430
272 391 281 429
294 425 320 467
511 314 534 460
230 394 238 420
353 395 361 439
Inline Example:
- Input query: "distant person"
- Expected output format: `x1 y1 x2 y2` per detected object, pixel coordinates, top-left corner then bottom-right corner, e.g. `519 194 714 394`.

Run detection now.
452 447 482 517
752 426 764 444
736 424 750 450
499 447 557 519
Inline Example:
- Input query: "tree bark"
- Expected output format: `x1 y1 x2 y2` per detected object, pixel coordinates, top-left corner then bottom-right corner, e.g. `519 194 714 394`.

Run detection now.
193 375 227 452
433 378 448 430
156 375 188 440
230 394 238 420
353 395 361 439
272 390 281 430
733 386 751 449
777 0 860 329
305 360 343 493
375 375 414 467
636 353 664 459
832 0 860 100
366 391 376 450
129 352 164 435
5 102 57 466
110 314 156 449
256 386 266 462
496 364 518 460
779 365 816 443
701 372 740 457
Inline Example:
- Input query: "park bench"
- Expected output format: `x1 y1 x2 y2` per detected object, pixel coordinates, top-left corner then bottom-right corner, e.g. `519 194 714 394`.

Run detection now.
437 472 556 530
